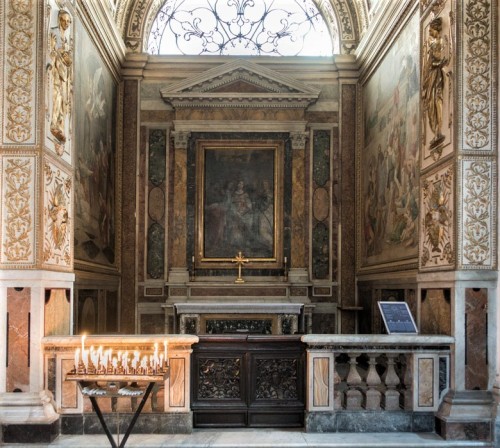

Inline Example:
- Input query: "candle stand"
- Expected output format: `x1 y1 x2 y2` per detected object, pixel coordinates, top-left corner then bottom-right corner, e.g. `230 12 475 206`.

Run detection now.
66 372 168 448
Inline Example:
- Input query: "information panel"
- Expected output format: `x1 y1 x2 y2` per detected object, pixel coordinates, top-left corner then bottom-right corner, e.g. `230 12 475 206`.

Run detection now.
378 301 418 334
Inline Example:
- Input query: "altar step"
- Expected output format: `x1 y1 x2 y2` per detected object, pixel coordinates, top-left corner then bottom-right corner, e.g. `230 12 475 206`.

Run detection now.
0 392 59 444
1 429 493 448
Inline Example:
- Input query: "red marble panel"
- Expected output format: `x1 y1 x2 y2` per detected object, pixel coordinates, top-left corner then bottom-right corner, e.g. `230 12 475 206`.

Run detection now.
7 287 30 392
465 288 488 390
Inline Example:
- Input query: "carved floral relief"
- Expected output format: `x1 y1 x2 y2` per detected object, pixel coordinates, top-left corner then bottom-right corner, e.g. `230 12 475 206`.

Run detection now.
462 0 492 151
460 160 495 267
420 163 454 269
43 161 72 268
1 157 36 265
3 0 35 144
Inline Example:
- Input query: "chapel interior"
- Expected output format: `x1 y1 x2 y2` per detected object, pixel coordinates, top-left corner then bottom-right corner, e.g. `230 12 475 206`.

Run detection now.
0 0 499 444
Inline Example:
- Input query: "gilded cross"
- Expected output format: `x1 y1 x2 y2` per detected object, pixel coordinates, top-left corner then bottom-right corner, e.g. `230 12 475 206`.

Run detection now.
232 251 249 284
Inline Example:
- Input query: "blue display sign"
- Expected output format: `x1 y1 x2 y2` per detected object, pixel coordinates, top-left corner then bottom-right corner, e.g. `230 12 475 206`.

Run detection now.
378 301 418 334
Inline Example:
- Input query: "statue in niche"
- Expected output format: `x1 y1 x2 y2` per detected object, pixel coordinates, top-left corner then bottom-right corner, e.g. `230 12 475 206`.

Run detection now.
422 17 448 148
48 9 73 149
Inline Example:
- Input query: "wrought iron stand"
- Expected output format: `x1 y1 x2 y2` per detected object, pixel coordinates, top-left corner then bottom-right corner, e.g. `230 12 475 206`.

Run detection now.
67 374 166 448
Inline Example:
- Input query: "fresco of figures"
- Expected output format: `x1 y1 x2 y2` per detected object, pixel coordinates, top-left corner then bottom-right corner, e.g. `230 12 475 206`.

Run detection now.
361 12 419 268
73 19 117 267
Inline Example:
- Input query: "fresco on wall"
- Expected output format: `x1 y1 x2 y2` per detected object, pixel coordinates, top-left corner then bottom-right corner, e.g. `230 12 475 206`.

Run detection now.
73 20 116 267
361 12 419 268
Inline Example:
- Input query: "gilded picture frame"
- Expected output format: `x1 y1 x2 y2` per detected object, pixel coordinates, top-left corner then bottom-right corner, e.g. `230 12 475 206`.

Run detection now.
195 140 284 268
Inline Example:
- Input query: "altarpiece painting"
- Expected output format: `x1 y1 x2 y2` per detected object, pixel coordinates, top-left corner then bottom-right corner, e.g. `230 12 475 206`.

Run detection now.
196 141 283 268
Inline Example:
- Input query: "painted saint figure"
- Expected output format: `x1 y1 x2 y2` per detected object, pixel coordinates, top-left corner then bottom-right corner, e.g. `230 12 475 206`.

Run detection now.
422 17 447 148
48 9 73 144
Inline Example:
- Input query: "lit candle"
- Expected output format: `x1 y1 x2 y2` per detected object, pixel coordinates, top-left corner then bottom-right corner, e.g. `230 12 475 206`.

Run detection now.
74 348 80 367
81 335 86 353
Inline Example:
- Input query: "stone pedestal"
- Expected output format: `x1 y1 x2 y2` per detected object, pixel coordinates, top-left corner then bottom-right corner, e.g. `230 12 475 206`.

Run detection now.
435 390 495 441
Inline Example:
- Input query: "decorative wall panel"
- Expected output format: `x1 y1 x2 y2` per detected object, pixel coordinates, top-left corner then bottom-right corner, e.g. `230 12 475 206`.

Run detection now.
1 156 36 265
147 129 167 279
2 0 37 145
43 159 72 268
458 159 496 268
45 1 74 163
460 0 493 152
420 162 454 269
311 130 331 280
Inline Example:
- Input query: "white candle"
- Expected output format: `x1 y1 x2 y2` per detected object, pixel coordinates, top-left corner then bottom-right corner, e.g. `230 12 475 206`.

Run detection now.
81 335 86 353
284 256 287 263
75 348 80 367
164 340 168 362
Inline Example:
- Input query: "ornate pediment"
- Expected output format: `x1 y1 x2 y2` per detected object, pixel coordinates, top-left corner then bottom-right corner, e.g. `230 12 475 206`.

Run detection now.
160 59 320 109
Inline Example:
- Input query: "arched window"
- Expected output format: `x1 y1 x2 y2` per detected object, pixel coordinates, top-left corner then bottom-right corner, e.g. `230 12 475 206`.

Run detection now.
148 0 334 56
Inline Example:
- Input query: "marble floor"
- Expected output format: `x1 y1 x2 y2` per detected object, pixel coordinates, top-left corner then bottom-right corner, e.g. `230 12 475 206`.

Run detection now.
1 429 493 448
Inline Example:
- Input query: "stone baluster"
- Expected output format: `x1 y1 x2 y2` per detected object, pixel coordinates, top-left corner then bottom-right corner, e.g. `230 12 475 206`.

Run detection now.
382 353 401 410
333 355 343 409
365 353 382 410
345 352 363 410
401 353 413 410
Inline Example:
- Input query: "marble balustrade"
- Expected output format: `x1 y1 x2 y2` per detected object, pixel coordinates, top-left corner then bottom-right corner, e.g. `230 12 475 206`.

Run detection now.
302 335 454 414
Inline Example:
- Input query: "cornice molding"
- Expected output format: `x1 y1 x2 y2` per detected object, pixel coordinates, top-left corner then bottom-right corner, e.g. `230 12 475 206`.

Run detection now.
160 59 320 110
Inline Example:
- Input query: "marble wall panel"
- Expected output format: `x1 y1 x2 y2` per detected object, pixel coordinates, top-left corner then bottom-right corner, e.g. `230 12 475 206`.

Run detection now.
61 358 78 410
306 351 333 411
417 357 434 408
313 357 330 407
413 354 440 411
169 358 186 408
465 288 488 390
45 288 70 336
7 287 30 392
420 289 451 335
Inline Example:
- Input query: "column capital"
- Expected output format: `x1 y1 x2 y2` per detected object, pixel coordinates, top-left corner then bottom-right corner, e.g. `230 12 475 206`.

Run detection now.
172 131 191 150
